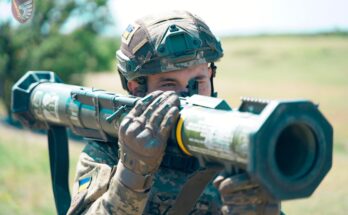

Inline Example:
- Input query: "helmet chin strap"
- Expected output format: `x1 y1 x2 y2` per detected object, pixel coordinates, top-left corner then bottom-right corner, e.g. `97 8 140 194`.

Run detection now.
210 62 218 97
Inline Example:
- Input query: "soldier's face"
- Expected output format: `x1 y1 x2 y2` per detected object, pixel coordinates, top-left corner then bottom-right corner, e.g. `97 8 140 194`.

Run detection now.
128 63 212 96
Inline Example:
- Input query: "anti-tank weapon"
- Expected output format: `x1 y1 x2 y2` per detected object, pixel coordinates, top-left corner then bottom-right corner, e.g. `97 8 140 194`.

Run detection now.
12 71 333 211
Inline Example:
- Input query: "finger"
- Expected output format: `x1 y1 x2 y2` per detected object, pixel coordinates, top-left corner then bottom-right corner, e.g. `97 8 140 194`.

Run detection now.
159 106 180 139
119 116 133 135
148 94 180 131
221 205 258 215
147 103 171 131
218 173 257 195
222 188 263 205
128 91 163 118
263 202 281 215
119 115 147 138
213 175 225 188
213 170 229 188
123 117 147 137
141 91 176 119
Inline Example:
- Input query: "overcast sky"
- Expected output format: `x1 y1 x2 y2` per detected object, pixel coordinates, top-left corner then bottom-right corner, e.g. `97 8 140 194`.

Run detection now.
1 0 348 36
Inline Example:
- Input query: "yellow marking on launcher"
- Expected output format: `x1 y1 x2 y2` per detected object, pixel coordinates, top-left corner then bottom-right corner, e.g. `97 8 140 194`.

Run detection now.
176 116 192 156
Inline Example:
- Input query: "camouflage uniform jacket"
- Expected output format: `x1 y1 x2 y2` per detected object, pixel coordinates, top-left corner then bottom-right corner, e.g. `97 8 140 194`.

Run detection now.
67 140 222 215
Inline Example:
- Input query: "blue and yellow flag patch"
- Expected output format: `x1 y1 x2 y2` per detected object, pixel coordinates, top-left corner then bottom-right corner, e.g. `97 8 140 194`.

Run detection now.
122 24 139 44
78 176 92 192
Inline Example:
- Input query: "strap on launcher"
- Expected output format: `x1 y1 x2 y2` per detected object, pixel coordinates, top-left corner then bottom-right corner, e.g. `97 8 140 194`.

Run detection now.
47 125 71 215
168 165 223 215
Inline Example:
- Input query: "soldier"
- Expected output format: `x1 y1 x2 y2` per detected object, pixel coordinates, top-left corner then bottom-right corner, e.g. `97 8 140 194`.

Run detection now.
68 10 281 215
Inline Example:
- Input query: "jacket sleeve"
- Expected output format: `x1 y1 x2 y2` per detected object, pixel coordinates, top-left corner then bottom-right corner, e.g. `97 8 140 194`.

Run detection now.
67 141 150 215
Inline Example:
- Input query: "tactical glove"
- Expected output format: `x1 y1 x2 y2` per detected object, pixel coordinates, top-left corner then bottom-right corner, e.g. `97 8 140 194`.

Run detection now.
116 90 180 192
213 172 281 215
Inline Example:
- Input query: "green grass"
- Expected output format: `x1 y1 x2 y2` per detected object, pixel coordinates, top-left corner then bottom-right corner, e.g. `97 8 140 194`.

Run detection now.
1 35 348 214
282 151 348 214
0 137 53 214
215 35 348 153
0 123 84 214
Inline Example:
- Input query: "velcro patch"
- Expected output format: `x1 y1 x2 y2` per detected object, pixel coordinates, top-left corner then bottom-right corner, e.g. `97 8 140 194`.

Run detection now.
122 24 140 45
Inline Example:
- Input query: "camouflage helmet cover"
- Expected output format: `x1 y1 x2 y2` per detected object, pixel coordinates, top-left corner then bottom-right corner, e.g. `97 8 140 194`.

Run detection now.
117 10 223 80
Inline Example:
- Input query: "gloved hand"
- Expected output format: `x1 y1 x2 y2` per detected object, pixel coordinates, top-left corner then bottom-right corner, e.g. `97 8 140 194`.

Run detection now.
116 90 180 191
213 172 281 215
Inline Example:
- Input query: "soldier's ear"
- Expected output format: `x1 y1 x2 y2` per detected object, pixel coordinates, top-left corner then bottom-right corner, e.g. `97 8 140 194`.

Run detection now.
127 80 139 95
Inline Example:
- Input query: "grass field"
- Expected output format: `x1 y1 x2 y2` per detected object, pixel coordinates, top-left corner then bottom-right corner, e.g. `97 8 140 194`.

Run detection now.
0 122 84 214
1 35 347 214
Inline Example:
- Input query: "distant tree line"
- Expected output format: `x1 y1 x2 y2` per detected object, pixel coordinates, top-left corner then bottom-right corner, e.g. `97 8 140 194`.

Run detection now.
0 0 118 119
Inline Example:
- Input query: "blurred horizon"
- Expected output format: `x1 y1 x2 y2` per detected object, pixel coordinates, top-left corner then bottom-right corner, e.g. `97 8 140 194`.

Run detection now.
110 0 348 37
1 0 348 37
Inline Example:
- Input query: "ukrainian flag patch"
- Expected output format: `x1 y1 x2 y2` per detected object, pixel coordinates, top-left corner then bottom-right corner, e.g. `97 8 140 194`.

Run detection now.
122 24 139 44
78 176 92 192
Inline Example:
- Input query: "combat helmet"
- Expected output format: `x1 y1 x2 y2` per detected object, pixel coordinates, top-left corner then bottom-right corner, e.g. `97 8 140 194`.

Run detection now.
116 10 223 96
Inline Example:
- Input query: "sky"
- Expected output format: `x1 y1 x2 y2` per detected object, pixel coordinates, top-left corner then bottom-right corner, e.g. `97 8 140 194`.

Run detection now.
1 0 348 36
109 0 348 36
